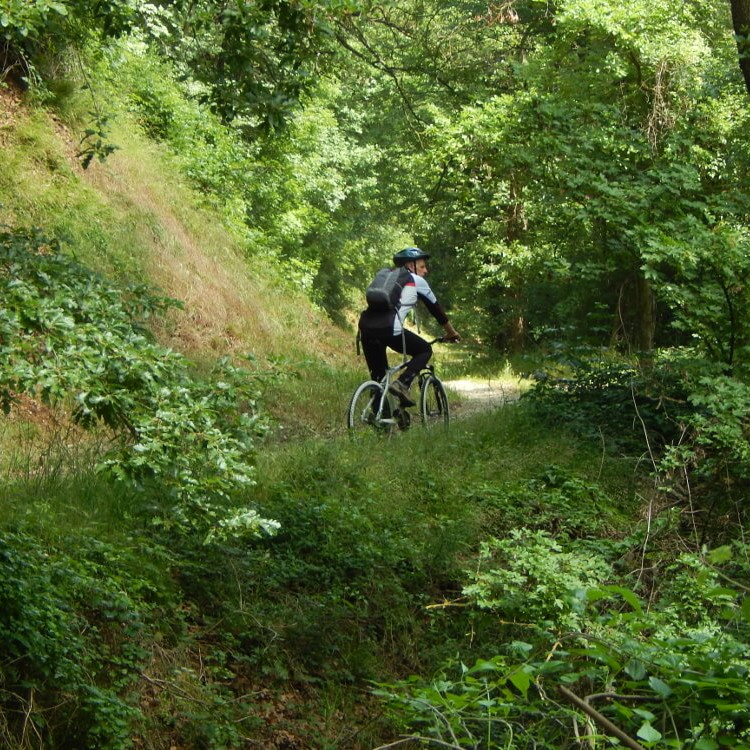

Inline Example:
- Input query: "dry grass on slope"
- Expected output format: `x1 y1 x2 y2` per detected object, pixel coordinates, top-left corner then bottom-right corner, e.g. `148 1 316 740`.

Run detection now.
1 84 350 367
79 131 352 367
1 85 355 447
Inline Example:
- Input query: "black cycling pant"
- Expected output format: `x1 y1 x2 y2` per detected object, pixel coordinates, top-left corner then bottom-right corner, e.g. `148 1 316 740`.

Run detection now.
359 327 432 386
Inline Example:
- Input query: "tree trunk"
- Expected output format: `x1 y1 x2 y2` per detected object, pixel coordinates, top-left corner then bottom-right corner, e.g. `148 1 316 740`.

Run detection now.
730 0 750 96
611 276 655 352
633 275 655 352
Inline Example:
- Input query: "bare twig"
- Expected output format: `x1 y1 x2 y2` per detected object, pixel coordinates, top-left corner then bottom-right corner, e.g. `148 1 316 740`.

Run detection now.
21 688 43 749
372 737 463 750
635 491 655 594
586 692 653 705
425 597 468 610
558 686 647 750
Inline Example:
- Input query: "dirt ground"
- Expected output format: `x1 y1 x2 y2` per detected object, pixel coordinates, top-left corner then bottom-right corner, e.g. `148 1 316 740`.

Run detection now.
444 378 521 417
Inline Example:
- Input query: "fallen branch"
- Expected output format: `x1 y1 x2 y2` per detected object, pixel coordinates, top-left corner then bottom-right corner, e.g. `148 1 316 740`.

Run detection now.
557 685 647 750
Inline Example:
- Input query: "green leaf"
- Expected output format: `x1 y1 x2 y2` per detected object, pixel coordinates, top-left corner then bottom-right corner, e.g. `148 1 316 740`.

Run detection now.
637 722 662 743
648 676 672 698
471 658 502 674
509 640 534 656
625 659 647 681
595 584 643 613
741 596 750 623
707 545 733 564
508 668 531 698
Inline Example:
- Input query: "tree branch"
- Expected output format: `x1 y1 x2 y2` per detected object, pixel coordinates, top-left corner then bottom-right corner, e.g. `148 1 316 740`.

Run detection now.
557 686 647 750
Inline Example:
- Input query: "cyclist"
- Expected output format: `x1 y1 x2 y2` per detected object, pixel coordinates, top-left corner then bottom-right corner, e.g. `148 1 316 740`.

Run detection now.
358 246 460 406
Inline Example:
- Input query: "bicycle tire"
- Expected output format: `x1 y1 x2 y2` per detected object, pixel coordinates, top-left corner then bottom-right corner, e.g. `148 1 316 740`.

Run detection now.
420 374 450 428
347 380 389 433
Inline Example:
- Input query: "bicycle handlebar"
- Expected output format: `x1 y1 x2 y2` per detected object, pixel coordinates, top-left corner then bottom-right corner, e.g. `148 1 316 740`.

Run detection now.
428 336 460 344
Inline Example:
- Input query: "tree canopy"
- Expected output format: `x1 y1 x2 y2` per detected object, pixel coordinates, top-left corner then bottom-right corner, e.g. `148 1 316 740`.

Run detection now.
4 0 748 360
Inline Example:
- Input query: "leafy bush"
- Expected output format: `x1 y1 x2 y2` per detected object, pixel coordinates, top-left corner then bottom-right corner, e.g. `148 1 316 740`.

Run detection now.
375 533 750 750
0 530 151 748
226 482 466 683
464 528 613 631
465 465 627 540
686 373 750 480
0 0 134 84
0 224 275 541
107 46 256 213
524 350 691 451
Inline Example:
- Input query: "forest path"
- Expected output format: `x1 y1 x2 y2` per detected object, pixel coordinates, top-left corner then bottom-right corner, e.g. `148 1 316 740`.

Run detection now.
444 378 521 417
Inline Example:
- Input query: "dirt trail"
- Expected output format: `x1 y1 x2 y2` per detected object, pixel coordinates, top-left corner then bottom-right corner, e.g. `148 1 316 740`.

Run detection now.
444 378 521 417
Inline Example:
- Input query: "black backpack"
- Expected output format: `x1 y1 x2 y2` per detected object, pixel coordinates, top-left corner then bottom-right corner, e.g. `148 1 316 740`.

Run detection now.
365 266 411 311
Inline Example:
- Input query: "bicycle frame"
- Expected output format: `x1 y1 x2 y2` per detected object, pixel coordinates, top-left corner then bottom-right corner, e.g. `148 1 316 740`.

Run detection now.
350 334 448 431
372 333 445 423
370 359 409 427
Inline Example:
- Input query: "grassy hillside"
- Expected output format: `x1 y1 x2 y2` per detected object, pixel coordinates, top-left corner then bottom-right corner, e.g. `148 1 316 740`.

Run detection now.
1 86 350 360
0 81 369 443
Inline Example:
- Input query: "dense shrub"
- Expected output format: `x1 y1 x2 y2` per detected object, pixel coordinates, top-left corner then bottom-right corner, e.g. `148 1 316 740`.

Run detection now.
0 224 275 541
0 0 134 84
375 512 750 749
0 530 150 748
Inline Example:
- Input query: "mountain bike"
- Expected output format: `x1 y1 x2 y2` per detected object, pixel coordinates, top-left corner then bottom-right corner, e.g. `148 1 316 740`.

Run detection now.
347 337 451 434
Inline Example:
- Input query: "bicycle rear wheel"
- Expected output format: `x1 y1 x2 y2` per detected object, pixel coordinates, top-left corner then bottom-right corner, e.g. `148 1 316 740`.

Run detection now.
347 381 387 433
420 375 450 428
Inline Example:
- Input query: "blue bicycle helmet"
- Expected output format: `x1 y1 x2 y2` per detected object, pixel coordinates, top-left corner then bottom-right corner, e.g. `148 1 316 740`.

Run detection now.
393 246 430 266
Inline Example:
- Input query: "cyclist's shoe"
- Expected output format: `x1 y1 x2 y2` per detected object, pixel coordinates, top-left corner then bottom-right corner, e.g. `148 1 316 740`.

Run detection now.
389 379 415 407
396 407 411 430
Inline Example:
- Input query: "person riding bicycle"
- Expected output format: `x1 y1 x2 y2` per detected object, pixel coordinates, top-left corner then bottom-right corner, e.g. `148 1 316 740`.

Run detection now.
358 247 460 407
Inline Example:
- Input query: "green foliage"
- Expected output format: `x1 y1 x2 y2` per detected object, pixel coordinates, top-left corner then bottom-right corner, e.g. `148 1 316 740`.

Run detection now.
367 0 750 356
688 373 750 473
376 536 750 750
0 1 69 45
524 350 691 450
77 110 118 169
465 529 613 631
0 497 275 749
0 530 153 748
466 465 627 543
102 46 405 313
106 44 256 219
0 0 135 83
641 207 750 368
133 0 365 130
233 462 472 681
522 345 750 545
0 224 276 541
4 0 750 747
233 405 635 689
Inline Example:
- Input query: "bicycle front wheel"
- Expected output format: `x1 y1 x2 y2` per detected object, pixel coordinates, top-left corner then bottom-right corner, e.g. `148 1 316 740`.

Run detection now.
347 381 386 433
420 375 450 428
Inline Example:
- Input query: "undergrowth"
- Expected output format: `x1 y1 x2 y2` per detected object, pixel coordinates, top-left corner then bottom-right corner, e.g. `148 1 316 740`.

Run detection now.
370 353 750 750
1 373 644 748
3 309 749 748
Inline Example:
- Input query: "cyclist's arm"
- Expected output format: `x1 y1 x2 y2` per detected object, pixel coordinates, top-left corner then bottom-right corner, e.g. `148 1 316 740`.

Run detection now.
416 281 461 341
419 297 461 341
419 295 449 325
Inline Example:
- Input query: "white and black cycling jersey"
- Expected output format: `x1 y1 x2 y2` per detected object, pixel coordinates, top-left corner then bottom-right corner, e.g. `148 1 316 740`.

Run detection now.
393 272 447 335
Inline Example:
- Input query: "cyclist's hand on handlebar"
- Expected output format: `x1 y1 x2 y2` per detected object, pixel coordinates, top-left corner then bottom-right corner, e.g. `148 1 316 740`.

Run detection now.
443 323 460 342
